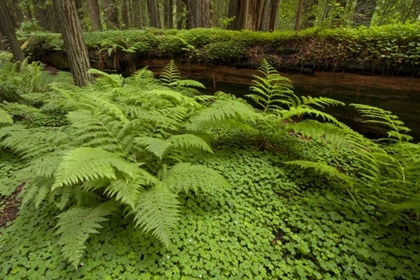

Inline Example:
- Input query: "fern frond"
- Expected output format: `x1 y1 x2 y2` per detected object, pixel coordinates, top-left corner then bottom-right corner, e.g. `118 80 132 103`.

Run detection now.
52 147 140 190
131 186 180 246
88 68 124 89
159 60 182 84
55 201 118 267
169 79 206 89
169 134 213 154
187 99 257 131
0 108 13 124
350 103 413 142
162 162 229 194
278 107 346 128
68 110 127 155
1 126 71 159
136 137 173 159
22 177 55 208
285 160 355 186
300 96 345 109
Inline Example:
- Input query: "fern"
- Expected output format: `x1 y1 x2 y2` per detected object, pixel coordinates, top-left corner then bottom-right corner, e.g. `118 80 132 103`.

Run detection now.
130 186 180 246
187 99 258 132
350 103 413 143
159 60 182 85
52 147 139 190
246 59 295 112
162 162 229 194
0 108 13 124
55 201 118 267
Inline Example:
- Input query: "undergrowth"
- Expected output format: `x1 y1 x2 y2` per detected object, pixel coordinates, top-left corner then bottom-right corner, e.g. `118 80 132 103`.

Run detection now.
0 58 419 278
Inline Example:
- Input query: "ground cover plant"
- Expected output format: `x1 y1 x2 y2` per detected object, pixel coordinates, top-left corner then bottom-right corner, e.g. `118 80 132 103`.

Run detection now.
0 59 419 279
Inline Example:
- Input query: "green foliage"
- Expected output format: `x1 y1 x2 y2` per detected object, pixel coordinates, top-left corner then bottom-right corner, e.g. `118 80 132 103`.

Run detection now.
0 57 419 279
0 63 230 266
21 24 420 75
0 148 419 279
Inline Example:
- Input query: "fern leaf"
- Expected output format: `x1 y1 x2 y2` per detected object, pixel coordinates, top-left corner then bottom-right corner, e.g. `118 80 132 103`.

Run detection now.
88 68 124 88
136 137 173 159
52 147 139 190
55 201 118 267
162 163 229 194
169 134 213 154
187 99 257 131
350 103 413 142
131 186 180 246
159 60 182 84
169 79 206 89
21 177 55 208
0 108 13 124
285 160 355 185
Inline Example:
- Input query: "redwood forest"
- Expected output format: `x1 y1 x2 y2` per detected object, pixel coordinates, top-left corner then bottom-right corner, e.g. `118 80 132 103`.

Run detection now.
0 0 419 279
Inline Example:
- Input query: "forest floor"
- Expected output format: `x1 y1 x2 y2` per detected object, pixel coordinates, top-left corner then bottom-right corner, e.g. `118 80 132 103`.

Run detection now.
0 183 24 228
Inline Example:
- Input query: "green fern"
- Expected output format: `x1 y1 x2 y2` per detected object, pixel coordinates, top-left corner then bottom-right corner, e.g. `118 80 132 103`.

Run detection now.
162 162 229 194
130 186 180 246
159 60 182 85
52 147 140 190
350 103 413 143
55 201 118 267
0 108 13 124
246 59 295 112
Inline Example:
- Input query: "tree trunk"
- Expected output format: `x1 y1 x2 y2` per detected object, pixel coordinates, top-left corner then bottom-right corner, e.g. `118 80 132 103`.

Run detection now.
122 0 129 28
187 0 210 28
147 0 161 28
176 0 186 29
0 1 25 61
88 0 102 31
103 0 120 29
164 0 174 28
294 0 304 31
53 0 92 87
33 0 61 32
132 0 143 28
228 0 280 31
353 0 376 26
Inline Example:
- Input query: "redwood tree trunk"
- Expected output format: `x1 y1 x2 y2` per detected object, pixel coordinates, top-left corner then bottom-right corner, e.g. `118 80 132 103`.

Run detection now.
294 0 304 31
88 0 102 31
164 0 174 29
147 0 161 28
122 0 129 28
53 0 92 86
187 0 210 29
103 0 120 29
0 1 25 61
228 0 280 31
33 0 61 32
176 0 185 29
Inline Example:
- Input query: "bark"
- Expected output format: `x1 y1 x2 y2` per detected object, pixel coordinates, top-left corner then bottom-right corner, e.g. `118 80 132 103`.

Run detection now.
88 0 102 31
147 0 161 28
75 0 86 29
104 0 120 29
228 0 280 31
33 0 61 32
0 1 25 61
176 0 186 29
164 0 174 28
132 0 143 28
294 0 304 31
122 0 129 28
53 0 92 86
187 0 210 28
353 0 376 26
